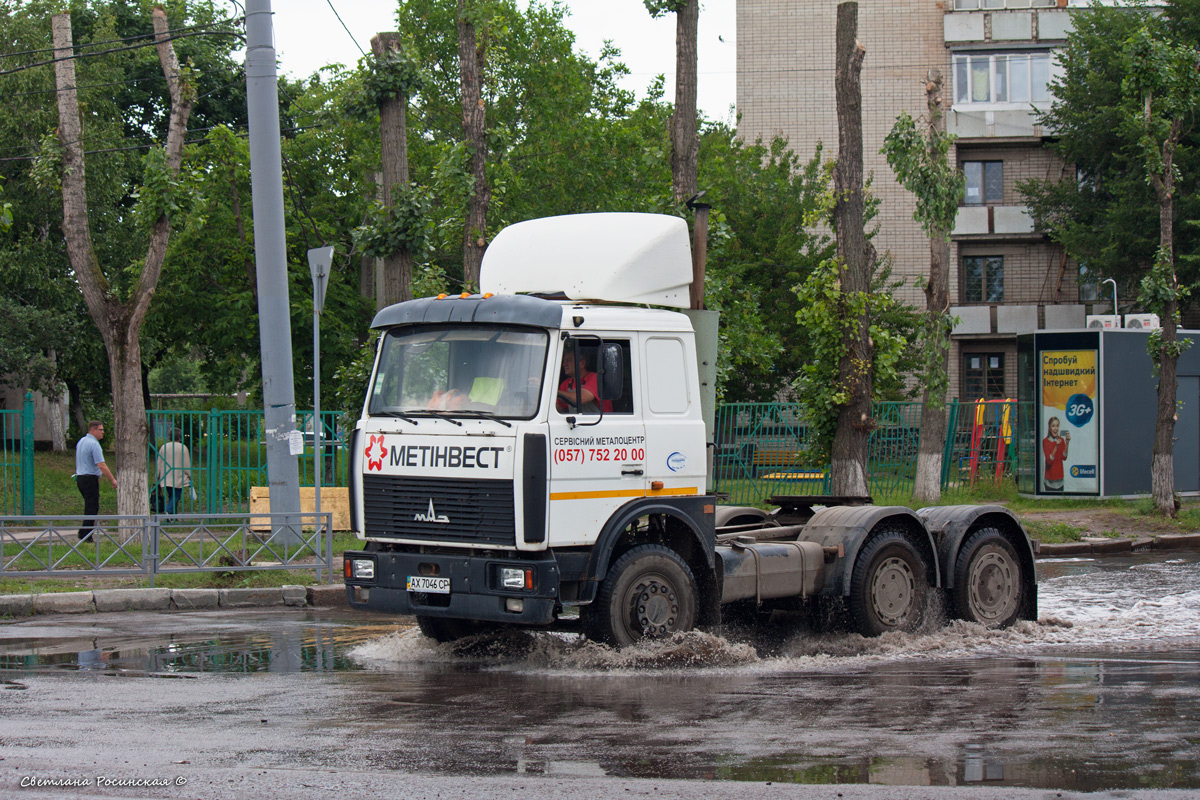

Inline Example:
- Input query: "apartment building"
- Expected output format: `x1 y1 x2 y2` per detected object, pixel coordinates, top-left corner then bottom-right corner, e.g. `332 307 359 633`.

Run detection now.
737 0 1099 401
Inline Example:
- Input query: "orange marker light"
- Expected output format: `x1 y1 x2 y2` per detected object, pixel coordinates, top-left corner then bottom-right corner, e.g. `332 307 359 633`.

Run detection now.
437 293 448 300
651 480 664 491
460 292 470 299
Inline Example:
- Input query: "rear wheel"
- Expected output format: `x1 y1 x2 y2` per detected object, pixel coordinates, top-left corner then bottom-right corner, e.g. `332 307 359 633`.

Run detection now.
415 616 489 643
952 527 1022 628
848 529 928 637
583 544 698 647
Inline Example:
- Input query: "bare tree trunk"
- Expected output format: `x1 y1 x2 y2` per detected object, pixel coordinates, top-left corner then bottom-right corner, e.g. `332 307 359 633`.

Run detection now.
829 2 874 497
913 73 952 504
46 352 67 452
1150 120 1181 517
371 32 414 307
458 0 489 290
52 9 193 517
671 0 699 205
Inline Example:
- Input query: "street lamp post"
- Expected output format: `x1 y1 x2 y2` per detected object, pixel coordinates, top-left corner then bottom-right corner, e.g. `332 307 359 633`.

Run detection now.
308 246 333 543
1103 278 1118 317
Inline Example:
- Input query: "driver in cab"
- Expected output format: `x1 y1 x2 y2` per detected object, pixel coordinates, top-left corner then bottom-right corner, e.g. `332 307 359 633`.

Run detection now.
556 348 612 414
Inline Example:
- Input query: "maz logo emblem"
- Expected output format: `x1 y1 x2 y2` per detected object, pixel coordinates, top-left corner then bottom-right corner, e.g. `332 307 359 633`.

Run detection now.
414 499 450 524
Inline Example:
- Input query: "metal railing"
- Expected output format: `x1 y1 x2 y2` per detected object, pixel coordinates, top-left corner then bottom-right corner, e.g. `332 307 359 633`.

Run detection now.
713 400 1024 504
0 512 334 586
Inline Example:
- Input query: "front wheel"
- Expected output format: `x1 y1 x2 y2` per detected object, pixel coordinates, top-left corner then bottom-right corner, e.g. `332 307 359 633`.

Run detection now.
952 527 1023 628
848 529 929 637
583 544 698 647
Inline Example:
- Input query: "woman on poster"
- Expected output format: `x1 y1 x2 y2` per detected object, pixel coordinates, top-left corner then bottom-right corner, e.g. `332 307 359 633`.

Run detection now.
1042 416 1071 492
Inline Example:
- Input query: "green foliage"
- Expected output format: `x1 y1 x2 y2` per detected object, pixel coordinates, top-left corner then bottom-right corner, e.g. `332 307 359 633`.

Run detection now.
332 332 379 426
345 50 425 119
1022 0 1200 297
0 176 11 233
352 184 433 260
881 110 963 240
792 257 910 459
643 0 688 17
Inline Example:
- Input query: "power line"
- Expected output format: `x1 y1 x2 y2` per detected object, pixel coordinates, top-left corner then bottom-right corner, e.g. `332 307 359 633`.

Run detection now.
325 0 366 58
0 17 245 60
0 28 245 78
0 123 329 163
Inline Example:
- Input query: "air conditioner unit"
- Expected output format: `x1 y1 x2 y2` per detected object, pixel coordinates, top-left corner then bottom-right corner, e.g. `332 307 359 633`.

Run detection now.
1086 315 1120 329
1124 313 1161 330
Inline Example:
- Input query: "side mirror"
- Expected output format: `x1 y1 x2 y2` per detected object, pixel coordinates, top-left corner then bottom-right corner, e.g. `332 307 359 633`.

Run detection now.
598 343 623 402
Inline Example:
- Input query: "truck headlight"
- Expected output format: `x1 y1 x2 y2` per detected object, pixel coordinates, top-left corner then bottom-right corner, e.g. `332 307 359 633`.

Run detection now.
501 567 532 590
351 559 375 580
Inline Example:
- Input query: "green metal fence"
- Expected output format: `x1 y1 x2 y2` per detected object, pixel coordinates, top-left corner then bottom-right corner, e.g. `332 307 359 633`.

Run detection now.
713 400 1022 505
147 410 348 514
0 393 34 516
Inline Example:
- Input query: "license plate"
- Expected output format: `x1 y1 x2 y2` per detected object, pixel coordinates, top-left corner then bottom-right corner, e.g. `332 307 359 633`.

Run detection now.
407 576 450 594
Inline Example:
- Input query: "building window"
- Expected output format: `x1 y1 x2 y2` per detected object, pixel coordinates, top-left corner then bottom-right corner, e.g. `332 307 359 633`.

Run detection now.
964 256 1004 303
964 161 1003 205
963 353 1006 400
1078 263 1099 302
953 53 1055 105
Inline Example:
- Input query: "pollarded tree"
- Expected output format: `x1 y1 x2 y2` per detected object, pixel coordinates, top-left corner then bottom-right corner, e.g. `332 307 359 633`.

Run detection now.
643 0 699 205
882 72 965 503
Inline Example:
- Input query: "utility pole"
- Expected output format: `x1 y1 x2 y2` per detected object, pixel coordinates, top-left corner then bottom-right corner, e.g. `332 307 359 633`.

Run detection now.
245 0 301 536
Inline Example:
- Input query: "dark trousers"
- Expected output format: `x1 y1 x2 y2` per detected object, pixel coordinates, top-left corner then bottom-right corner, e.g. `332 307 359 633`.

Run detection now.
76 474 99 540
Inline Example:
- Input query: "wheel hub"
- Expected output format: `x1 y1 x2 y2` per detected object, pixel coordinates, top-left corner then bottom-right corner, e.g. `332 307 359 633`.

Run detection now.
871 556 915 628
631 576 679 637
968 548 1018 623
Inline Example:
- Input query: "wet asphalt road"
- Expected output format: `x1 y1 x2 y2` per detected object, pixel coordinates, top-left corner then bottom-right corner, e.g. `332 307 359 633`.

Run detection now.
1 552 1199 799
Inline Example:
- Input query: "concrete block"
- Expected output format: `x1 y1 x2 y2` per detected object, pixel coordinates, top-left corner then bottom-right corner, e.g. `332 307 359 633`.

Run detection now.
1044 305 1086 330
1037 10 1073 40
219 587 285 608
307 584 350 608
997 305 1038 334
171 588 220 610
32 591 94 615
94 588 171 613
1036 542 1092 557
952 305 992 335
992 11 1032 41
0 594 34 618
944 12 985 42
1154 534 1200 550
282 585 308 607
1085 538 1132 555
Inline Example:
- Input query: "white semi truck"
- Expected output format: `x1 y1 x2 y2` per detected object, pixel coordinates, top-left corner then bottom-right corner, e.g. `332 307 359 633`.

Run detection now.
343 213 1037 646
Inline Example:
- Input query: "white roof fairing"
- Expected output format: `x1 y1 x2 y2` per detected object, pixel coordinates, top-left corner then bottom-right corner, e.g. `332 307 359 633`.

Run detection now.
479 213 693 308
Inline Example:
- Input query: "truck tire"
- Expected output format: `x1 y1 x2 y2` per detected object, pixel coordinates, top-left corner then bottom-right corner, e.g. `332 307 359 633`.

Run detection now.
848 529 928 637
952 527 1023 628
415 616 488 643
584 544 698 647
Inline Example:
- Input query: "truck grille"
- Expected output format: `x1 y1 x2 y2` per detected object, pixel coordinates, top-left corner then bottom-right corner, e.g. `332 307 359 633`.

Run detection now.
363 474 515 546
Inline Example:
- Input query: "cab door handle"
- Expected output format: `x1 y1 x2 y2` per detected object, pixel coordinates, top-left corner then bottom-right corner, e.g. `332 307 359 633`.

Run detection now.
621 469 644 476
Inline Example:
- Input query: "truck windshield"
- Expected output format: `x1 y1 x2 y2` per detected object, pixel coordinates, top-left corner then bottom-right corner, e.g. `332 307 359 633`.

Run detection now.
368 325 549 419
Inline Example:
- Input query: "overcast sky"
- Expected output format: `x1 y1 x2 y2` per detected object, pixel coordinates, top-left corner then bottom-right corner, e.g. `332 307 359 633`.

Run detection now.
240 0 737 123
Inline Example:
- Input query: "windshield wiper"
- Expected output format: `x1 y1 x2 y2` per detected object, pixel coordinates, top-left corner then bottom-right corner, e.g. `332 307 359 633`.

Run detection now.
421 410 463 426
373 410 418 425
445 410 513 428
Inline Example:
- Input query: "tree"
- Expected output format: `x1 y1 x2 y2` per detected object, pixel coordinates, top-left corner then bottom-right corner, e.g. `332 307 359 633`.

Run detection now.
828 1 874 496
1023 1 1200 515
457 0 490 289
51 7 193 514
882 71 965 503
644 0 698 205
1122 24 1200 516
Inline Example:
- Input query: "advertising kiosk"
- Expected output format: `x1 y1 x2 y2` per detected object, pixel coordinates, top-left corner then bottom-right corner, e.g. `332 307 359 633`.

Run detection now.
1016 329 1200 498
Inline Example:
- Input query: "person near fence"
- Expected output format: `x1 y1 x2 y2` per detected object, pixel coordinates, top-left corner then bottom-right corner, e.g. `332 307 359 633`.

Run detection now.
156 428 192 516
1042 415 1070 492
74 421 117 541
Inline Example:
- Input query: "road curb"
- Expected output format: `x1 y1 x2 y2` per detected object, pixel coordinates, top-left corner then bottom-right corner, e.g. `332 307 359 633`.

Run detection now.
1035 534 1200 558
0 584 347 620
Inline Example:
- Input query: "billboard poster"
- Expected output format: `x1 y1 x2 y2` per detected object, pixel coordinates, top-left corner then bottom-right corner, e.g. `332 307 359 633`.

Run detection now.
1039 349 1099 494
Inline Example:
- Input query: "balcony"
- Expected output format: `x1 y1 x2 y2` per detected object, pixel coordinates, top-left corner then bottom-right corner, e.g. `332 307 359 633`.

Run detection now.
953 205 1037 238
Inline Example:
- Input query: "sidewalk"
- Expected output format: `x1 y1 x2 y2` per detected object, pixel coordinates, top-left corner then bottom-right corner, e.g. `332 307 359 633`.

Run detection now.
0 583 349 619
1035 532 1200 556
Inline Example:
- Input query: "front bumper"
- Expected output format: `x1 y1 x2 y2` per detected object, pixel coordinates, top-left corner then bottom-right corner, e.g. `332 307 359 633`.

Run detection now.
343 548 560 625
